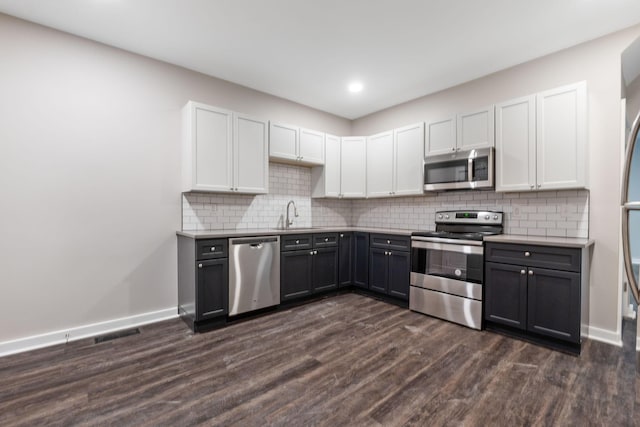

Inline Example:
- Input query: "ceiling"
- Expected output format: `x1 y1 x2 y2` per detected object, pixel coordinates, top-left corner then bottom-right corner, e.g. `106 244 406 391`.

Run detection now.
2 0 640 119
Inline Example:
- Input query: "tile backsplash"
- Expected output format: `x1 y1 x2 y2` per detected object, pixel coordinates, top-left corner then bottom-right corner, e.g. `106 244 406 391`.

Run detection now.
183 163 589 238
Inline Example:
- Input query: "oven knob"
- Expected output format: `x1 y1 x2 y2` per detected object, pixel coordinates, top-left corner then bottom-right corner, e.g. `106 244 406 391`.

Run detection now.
493 215 499 220
484 215 490 220
445 215 449 219
437 214 443 219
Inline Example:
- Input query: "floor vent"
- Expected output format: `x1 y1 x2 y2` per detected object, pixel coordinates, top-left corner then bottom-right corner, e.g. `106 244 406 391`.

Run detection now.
94 327 140 344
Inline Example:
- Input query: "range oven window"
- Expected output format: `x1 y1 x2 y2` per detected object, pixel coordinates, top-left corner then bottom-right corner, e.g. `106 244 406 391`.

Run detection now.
411 246 483 283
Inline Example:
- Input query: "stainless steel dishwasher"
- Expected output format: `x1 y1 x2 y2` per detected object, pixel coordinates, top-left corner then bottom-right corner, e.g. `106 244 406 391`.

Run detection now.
228 236 280 316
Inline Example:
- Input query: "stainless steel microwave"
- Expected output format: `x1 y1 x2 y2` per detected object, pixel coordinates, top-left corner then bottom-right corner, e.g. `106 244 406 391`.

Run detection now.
424 147 494 191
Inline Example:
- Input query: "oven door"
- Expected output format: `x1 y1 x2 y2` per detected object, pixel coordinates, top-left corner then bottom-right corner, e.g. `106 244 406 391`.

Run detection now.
410 239 484 300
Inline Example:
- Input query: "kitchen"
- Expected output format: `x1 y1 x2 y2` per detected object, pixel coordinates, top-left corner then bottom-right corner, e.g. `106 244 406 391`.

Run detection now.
1 1 640 425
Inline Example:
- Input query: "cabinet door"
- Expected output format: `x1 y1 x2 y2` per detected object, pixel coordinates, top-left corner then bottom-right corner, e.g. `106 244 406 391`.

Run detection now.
495 95 536 192
324 134 341 197
388 250 410 300
313 247 339 292
527 267 581 343
366 131 394 198
269 122 298 162
484 262 527 330
185 102 234 192
536 81 588 190
369 248 389 294
338 232 353 287
234 113 268 194
340 137 367 198
280 250 313 301
426 117 456 156
353 232 369 289
394 123 424 196
196 258 228 321
299 128 325 165
457 106 495 151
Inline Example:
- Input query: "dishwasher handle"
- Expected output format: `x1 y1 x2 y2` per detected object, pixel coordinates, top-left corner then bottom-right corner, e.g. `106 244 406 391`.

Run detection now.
229 236 279 245
250 243 263 249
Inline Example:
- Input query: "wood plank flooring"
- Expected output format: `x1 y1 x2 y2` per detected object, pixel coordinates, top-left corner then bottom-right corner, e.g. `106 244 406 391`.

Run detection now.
1 293 638 426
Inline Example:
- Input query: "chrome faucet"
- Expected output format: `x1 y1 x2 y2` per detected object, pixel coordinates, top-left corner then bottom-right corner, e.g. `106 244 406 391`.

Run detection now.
286 200 298 229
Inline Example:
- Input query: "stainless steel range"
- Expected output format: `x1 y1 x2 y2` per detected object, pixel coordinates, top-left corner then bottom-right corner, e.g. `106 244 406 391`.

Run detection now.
410 210 503 330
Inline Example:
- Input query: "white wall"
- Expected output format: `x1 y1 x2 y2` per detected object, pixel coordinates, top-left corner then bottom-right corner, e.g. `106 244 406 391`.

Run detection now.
0 13 350 346
353 24 640 343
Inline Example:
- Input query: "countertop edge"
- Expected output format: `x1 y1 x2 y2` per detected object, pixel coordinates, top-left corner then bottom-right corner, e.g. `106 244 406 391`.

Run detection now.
483 234 594 248
177 227 413 239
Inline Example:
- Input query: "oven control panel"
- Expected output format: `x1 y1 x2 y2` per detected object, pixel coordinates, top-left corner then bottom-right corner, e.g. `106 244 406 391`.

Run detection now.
435 210 503 225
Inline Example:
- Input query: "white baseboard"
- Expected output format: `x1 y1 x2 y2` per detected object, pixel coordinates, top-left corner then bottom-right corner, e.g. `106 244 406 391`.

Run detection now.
587 325 623 348
0 307 178 357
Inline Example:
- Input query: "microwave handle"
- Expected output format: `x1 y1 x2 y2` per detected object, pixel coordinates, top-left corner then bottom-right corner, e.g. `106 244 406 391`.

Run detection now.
468 158 474 181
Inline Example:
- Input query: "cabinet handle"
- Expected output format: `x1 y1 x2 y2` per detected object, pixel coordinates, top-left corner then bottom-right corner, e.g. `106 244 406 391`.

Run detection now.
456 147 460 151
524 252 531 257
520 269 526 275
537 184 541 188
528 270 534 276
324 237 329 242
530 185 534 189
300 156 304 160
210 247 216 251
340 233 344 238
451 148 456 152
296 240 300 244
198 263 203 268
309 251 314 255
387 240 391 244
384 251 388 255
388 251 392 256
314 250 318 255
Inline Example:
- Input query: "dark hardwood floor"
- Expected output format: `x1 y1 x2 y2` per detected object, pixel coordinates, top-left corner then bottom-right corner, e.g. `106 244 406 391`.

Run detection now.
1 293 638 426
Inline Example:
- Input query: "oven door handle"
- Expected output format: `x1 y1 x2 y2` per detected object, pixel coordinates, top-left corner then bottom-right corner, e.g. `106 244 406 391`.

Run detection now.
411 240 484 255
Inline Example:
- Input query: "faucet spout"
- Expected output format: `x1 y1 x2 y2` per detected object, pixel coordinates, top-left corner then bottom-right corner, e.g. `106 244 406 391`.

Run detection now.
286 200 298 229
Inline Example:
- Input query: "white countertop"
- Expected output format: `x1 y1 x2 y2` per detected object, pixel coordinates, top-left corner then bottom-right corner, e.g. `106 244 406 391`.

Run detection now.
484 234 594 248
177 227 413 239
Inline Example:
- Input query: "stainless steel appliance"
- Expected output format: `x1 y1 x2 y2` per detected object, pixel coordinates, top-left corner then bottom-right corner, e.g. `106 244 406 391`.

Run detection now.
410 210 503 329
228 236 280 316
423 147 494 191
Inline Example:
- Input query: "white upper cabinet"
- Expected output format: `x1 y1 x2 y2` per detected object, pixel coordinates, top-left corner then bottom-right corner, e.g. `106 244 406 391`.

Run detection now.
269 122 298 162
495 81 588 192
234 113 269 194
311 134 341 198
426 117 456 156
457 106 495 151
393 122 425 196
536 82 588 190
299 128 325 165
495 95 537 192
269 122 325 166
340 137 367 198
182 101 268 194
426 107 495 156
366 131 394 197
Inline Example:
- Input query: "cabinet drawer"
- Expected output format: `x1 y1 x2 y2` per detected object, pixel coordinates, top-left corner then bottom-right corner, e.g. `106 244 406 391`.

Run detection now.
313 233 338 248
281 234 313 251
485 243 581 272
196 239 228 260
370 234 410 252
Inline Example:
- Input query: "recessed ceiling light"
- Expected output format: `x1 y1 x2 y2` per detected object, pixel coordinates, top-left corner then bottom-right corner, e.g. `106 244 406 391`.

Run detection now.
348 82 363 93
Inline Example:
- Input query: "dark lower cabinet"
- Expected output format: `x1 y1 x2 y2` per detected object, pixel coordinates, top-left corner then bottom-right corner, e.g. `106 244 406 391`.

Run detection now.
369 248 388 293
484 242 586 350
281 233 338 302
338 233 353 287
388 251 410 300
484 262 527 330
313 247 339 292
527 267 580 342
178 235 229 332
353 232 369 289
368 243 410 301
281 250 313 301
